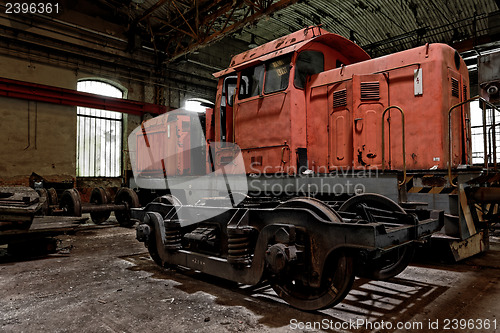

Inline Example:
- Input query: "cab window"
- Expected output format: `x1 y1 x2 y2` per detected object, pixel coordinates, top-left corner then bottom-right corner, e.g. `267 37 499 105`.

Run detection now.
294 51 324 89
264 55 292 94
220 76 237 142
224 77 237 107
239 64 264 99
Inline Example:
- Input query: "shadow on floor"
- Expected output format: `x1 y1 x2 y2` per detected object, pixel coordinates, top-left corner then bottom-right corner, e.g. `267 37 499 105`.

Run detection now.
121 253 450 332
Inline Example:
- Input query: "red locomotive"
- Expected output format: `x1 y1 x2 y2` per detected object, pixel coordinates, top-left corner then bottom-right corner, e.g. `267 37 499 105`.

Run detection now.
210 26 470 173
131 27 499 310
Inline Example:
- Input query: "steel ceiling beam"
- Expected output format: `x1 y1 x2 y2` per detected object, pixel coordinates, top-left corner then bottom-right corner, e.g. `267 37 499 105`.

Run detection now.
137 0 170 24
158 0 299 61
0 77 166 115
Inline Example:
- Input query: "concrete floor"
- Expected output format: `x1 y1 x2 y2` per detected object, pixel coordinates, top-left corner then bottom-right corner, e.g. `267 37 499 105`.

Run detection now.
1 222 499 333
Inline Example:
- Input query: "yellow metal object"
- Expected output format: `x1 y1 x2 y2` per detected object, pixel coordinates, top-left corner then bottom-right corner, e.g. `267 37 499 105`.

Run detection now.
449 231 489 261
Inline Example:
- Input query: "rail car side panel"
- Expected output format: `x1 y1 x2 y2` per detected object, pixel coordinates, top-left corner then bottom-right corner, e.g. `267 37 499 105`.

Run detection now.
307 44 470 172
135 115 191 177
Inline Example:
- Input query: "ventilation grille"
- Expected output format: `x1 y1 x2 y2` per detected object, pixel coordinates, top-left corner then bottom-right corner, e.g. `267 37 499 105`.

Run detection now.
360 82 380 100
333 89 347 108
451 78 459 97
463 84 468 100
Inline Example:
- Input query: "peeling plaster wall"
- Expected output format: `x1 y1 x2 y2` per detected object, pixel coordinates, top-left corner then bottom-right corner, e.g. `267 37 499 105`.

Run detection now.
0 55 145 187
0 56 77 186
0 18 239 188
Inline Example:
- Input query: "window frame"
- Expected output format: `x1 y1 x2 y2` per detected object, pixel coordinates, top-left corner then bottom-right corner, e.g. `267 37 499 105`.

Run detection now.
263 54 292 94
238 64 265 101
293 50 325 90
76 79 125 178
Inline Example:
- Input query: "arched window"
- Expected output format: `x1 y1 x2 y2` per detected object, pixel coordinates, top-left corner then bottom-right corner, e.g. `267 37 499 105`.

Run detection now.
76 80 124 177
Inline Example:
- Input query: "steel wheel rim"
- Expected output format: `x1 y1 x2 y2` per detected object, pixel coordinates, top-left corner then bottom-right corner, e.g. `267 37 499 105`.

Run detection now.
340 193 414 280
272 197 354 310
89 187 111 224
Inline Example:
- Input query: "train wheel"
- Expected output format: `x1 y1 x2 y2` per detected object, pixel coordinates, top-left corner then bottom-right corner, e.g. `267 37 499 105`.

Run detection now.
339 193 415 280
273 198 354 310
114 188 140 228
47 187 58 206
59 188 82 217
146 226 163 267
148 195 180 266
271 249 354 311
89 187 111 224
36 188 49 215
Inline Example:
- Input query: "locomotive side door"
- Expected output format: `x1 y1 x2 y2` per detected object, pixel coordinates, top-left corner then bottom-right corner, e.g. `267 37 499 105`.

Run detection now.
328 81 353 169
234 56 292 173
352 74 389 168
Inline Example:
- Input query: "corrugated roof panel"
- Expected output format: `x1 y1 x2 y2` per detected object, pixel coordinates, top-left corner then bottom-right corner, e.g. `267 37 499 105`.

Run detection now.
244 0 498 57
100 0 498 59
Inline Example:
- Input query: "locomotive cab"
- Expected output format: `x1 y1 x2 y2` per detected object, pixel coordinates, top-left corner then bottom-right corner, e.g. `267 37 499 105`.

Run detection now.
212 26 370 174
212 26 473 176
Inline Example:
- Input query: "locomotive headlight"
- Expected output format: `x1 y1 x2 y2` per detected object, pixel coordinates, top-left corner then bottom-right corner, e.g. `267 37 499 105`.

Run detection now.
487 84 499 96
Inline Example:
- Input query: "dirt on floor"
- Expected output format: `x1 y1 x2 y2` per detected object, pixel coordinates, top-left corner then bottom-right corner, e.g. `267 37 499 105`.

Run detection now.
1 222 499 333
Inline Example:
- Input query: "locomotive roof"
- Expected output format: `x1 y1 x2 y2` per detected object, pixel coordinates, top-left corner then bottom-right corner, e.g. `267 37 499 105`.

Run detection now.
213 26 370 78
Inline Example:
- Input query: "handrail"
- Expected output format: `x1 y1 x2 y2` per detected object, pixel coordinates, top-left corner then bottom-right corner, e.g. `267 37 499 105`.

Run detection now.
492 99 497 170
448 96 500 187
488 123 500 171
381 106 406 186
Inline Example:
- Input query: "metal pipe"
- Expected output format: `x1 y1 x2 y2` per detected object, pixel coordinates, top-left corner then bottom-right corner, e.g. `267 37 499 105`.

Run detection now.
492 105 497 170
81 203 127 213
447 96 500 187
381 106 406 186
240 144 289 151
471 187 500 203
185 59 224 72
448 96 481 187
488 123 500 171
482 100 488 170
